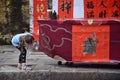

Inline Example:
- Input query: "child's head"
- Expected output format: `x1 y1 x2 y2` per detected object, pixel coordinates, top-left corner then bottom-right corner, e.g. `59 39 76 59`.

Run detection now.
25 35 34 45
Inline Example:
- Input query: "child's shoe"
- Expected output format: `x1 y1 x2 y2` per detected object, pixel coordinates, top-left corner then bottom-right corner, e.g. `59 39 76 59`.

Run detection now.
17 65 22 70
21 66 32 71
17 63 22 70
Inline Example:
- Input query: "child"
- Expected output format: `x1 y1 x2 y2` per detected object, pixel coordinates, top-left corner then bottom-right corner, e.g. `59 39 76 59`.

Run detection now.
11 32 34 70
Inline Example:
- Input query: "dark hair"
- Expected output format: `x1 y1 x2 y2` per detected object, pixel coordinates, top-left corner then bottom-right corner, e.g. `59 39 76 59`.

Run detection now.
25 35 34 44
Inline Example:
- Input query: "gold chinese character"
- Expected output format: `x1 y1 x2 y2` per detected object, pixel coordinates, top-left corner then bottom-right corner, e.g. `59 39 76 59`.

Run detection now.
36 4 46 14
38 15 44 19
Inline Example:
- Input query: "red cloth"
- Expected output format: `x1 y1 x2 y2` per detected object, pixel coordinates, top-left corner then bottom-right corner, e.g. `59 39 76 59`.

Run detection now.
38 19 120 62
38 20 80 61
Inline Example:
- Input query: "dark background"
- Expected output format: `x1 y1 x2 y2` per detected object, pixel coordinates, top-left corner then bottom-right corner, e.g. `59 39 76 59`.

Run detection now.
0 0 52 45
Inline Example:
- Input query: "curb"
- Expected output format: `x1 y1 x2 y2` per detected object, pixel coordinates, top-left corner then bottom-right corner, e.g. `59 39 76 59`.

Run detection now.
0 70 120 80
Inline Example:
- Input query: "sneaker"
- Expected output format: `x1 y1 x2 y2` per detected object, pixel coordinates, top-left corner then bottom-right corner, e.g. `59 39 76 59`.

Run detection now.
17 65 22 70
21 66 32 71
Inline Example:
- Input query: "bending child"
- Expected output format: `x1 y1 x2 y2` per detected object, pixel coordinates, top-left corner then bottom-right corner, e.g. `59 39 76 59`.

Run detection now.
11 32 34 70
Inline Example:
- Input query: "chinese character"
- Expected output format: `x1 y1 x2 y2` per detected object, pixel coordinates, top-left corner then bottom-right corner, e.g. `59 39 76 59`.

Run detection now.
60 0 65 11
38 15 44 19
99 10 106 18
112 10 119 17
100 0 107 8
86 1 94 9
112 0 120 8
65 0 71 14
36 4 46 14
87 11 94 18
60 0 71 14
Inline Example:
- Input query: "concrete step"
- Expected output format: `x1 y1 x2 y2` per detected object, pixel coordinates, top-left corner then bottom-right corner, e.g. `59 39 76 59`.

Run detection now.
0 70 120 80
0 45 120 80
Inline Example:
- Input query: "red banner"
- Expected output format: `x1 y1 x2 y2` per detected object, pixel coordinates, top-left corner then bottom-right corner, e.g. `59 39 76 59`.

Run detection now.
84 0 120 18
84 0 97 18
58 0 73 19
110 0 120 18
72 25 110 62
33 0 47 41
55 0 120 19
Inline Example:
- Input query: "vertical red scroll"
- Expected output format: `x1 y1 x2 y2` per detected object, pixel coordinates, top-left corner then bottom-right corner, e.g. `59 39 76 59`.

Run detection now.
58 0 73 19
33 0 47 41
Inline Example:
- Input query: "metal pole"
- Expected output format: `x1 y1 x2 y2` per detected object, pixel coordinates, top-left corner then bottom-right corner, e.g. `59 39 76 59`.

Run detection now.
29 0 33 33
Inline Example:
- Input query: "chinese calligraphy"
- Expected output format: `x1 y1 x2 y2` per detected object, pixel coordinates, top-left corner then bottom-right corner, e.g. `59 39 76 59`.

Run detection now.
112 0 120 17
85 0 120 18
100 0 107 8
60 0 72 14
112 0 120 8
33 0 47 40
87 10 94 18
99 10 106 18
86 1 94 9
112 10 119 17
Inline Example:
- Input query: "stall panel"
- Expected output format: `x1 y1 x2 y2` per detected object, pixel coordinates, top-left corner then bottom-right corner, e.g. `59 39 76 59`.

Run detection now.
38 19 120 63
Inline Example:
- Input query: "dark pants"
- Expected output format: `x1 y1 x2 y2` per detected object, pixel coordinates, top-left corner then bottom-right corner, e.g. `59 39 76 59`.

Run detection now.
16 46 27 63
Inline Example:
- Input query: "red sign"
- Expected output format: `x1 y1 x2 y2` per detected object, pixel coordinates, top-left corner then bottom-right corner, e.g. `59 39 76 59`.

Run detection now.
56 0 120 19
84 0 120 18
33 0 47 41
58 0 73 19
72 25 110 62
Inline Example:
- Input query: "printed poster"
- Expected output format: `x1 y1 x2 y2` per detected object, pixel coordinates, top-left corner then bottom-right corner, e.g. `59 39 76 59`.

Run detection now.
72 25 110 62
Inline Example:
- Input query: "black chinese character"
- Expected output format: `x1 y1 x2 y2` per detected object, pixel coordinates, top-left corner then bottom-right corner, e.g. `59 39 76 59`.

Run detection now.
65 0 71 14
100 0 107 8
99 10 106 18
60 0 71 14
112 0 120 8
112 10 119 17
60 0 65 11
87 11 94 18
86 1 94 9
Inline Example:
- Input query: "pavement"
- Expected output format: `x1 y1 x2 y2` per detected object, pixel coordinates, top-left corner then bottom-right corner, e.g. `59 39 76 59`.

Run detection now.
0 45 120 80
